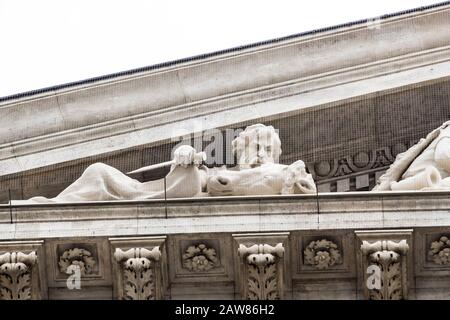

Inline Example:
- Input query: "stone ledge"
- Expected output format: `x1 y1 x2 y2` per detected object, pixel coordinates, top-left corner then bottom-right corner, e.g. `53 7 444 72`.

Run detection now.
0 191 449 239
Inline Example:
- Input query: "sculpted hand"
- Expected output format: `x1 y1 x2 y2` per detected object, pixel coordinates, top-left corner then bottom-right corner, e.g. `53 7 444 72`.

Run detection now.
282 160 317 194
173 145 206 168
295 176 317 194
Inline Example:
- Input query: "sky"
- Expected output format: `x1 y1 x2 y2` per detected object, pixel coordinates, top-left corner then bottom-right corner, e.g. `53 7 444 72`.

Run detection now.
0 0 446 98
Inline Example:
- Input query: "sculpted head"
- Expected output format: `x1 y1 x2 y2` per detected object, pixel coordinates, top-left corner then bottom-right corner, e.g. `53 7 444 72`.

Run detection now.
231 124 282 168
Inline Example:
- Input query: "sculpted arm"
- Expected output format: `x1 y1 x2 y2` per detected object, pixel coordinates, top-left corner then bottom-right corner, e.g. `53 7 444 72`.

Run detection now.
434 136 450 173
171 145 208 191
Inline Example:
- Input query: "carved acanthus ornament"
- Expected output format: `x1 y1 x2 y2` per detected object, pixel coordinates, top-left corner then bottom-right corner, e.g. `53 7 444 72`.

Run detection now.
361 240 409 300
58 248 96 275
0 251 37 300
304 239 342 270
238 243 284 300
182 244 219 272
114 247 161 300
429 236 450 265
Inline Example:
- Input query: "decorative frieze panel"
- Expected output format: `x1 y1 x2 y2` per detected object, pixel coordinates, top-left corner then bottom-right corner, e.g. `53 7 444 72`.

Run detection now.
303 239 342 270
294 232 354 280
311 141 417 192
415 229 450 278
428 236 450 265
182 243 220 272
233 233 289 300
168 235 233 288
46 239 110 288
58 248 96 275
109 236 167 300
355 230 413 300
0 241 46 300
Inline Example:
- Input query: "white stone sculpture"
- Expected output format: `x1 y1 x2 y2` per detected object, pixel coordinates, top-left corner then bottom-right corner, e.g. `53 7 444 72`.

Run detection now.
19 124 316 203
197 124 316 196
374 121 450 191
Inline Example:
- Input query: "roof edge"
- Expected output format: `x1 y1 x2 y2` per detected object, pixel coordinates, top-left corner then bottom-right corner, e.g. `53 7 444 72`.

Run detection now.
1 0 450 103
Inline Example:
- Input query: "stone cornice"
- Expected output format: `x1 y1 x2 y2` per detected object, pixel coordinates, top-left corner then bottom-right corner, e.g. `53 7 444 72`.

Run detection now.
2 4 450 176
2 191 450 239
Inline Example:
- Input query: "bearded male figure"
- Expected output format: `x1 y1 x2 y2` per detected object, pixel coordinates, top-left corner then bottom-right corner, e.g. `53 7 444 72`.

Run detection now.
205 124 316 196
20 124 316 203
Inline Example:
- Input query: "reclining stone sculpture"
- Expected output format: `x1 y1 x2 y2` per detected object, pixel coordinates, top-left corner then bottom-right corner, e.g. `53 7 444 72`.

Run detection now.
373 121 450 191
20 124 316 203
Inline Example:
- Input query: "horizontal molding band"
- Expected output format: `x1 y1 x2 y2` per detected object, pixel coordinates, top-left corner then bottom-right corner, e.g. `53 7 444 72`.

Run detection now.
1 191 450 239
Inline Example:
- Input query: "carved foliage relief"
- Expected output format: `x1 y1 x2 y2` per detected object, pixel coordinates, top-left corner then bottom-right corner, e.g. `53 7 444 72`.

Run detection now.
114 247 161 300
58 248 96 276
0 251 37 300
304 239 342 270
182 244 220 272
361 240 409 300
429 236 450 265
238 243 284 300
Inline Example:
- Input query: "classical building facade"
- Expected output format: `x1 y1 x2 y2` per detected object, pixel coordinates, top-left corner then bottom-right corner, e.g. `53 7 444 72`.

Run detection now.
1 2 450 299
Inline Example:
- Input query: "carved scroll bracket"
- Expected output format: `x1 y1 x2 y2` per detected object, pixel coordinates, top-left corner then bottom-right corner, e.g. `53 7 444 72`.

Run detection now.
361 239 409 300
238 243 284 300
0 251 37 272
233 233 289 300
114 247 161 271
109 237 167 300
239 243 284 267
357 231 411 300
0 251 37 300
0 240 46 300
